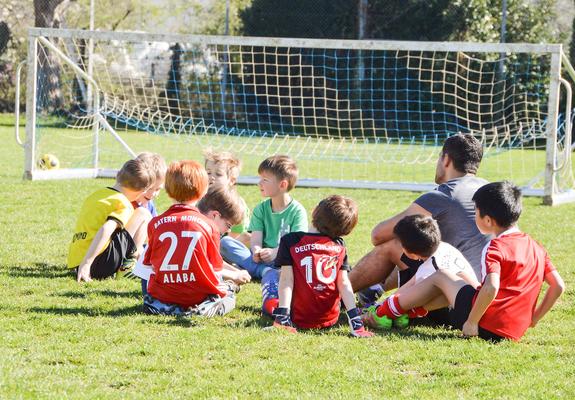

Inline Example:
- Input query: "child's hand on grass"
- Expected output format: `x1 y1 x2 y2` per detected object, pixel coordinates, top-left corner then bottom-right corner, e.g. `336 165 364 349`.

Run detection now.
232 270 251 285
76 264 92 283
462 320 478 337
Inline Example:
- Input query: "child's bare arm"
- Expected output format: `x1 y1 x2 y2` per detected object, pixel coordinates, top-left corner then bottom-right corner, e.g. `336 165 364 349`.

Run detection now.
337 270 359 311
531 270 565 327
463 272 499 336
77 219 119 282
338 271 374 338
278 265 294 308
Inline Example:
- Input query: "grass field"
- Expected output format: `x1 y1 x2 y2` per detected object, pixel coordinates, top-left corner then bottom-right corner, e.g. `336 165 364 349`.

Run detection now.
1 114 575 399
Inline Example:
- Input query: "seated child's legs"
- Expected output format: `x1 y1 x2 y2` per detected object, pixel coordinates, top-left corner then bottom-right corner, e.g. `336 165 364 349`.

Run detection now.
143 294 191 316
220 236 273 280
125 206 152 257
261 268 280 316
90 228 137 279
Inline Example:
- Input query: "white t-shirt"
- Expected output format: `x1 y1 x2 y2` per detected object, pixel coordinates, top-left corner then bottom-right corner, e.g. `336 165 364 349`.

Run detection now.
414 242 474 283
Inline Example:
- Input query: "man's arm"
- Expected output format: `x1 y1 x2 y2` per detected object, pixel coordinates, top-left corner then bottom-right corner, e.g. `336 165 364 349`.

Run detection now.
531 270 565 327
371 202 431 246
462 272 499 337
77 219 119 282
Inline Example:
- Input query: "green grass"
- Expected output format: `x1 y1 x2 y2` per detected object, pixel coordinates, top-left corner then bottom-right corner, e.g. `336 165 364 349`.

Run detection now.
1 114 575 399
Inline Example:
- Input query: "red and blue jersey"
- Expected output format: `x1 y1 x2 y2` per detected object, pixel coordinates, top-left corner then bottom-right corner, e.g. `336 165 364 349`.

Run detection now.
275 232 350 329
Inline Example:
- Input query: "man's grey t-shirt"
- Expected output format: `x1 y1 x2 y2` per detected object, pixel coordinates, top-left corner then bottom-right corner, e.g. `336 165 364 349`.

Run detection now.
414 176 490 278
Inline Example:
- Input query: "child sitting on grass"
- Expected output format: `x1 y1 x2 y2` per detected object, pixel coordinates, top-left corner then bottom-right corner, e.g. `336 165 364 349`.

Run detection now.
69 158 155 282
369 181 565 341
204 149 251 252
270 195 373 338
141 161 249 317
132 152 167 218
363 214 479 329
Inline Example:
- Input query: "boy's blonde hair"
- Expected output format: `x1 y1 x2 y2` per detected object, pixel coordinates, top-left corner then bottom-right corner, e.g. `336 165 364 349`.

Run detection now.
197 184 244 226
258 155 298 191
136 152 167 182
116 158 155 191
312 195 358 238
165 160 209 203
203 149 242 181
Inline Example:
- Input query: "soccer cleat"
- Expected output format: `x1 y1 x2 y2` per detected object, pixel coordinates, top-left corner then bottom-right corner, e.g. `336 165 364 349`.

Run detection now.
361 305 392 330
261 268 280 316
356 284 385 308
143 294 192 317
347 308 375 338
190 295 229 317
272 307 296 333
116 257 138 279
393 314 410 329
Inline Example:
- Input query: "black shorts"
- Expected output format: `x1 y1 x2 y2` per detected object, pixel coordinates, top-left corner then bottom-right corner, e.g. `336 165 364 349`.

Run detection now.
398 254 423 287
449 284 505 342
89 228 136 279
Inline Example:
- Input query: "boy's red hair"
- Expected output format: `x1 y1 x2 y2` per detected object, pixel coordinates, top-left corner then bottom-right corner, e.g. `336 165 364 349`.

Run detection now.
165 160 209 203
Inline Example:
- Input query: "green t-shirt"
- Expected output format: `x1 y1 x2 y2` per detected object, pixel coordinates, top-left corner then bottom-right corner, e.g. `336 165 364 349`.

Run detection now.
248 198 308 248
231 196 250 234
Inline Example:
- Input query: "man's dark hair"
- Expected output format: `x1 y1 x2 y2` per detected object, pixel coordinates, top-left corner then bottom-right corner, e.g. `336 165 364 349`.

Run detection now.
393 215 441 258
442 134 483 174
472 181 522 228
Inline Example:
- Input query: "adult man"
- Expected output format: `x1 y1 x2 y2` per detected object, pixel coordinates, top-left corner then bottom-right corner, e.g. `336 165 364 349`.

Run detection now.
349 134 490 302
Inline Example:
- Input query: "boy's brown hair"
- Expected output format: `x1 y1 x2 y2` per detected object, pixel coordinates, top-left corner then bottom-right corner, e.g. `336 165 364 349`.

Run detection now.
258 155 298 191
136 152 167 182
197 184 244 226
116 158 155 191
312 195 358 238
165 160 209 203
203 149 242 181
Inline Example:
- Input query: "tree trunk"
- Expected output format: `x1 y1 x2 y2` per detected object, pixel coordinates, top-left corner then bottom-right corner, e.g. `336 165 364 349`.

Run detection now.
34 0 67 112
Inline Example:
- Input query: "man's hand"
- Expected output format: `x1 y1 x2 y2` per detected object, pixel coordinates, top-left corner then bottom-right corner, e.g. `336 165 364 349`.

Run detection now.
252 247 262 263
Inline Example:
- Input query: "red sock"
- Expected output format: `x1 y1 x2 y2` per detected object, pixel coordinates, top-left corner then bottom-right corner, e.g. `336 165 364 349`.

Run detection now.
376 295 405 318
263 298 279 316
407 306 428 318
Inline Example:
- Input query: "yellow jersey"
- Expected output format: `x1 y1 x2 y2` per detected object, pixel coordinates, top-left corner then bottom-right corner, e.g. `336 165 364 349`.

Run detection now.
67 187 134 268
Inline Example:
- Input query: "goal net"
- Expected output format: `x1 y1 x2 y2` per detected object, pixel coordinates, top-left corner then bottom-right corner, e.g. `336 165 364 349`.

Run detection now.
20 28 575 204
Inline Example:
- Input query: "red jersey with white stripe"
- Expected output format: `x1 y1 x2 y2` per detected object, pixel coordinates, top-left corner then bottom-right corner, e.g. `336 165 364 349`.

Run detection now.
145 204 224 308
477 228 556 341
275 232 350 329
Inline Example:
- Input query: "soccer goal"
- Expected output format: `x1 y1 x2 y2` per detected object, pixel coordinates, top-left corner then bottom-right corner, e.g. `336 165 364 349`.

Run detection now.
17 28 575 204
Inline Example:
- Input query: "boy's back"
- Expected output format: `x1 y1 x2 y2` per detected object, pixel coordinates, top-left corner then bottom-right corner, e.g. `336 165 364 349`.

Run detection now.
67 187 134 269
146 203 224 308
276 231 350 329
480 228 556 340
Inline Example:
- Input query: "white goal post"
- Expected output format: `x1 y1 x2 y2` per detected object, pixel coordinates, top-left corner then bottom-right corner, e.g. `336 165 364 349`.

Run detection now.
17 28 575 204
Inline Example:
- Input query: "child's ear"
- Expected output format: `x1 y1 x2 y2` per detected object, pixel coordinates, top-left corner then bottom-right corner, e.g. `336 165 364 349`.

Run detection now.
279 179 289 190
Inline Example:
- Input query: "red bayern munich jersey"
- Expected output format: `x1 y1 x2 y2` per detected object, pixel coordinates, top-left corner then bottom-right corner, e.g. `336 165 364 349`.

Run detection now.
145 204 224 308
275 232 350 329
477 228 556 341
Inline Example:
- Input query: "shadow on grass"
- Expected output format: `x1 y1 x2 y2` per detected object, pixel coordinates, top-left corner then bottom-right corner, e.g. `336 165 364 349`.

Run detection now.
3 263 73 279
55 289 141 299
28 305 196 327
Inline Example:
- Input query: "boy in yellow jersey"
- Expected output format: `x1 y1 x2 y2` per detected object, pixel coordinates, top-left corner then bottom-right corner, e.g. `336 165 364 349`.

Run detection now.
68 158 155 282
